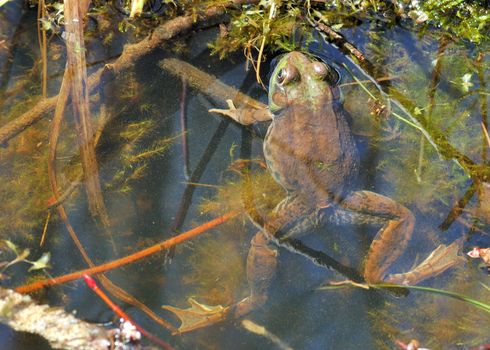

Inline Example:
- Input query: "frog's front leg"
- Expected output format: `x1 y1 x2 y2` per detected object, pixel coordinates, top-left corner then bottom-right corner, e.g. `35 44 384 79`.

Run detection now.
209 99 273 125
339 191 461 285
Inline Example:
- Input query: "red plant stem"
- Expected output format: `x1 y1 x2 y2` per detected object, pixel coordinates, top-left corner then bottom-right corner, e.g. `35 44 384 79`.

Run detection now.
15 211 238 293
83 274 175 350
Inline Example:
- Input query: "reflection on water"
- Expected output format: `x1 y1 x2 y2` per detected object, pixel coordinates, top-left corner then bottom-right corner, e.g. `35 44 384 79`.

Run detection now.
0 324 53 350
0 2 489 349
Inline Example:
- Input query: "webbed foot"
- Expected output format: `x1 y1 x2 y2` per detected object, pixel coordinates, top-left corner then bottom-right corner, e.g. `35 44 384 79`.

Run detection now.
387 241 463 285
209 99 272 125
162 298 230 334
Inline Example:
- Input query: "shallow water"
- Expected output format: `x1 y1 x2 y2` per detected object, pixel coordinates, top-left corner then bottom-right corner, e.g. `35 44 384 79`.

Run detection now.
0 2 489 349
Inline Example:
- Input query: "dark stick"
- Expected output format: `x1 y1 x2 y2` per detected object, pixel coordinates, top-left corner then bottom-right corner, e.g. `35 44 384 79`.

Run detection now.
439 183 477 231
283 238 364 282
172 119 230 231
180 77 190 180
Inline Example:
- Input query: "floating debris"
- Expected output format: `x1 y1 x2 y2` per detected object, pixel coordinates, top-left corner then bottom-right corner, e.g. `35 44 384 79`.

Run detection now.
468 247 490 271
395 338 430 350
242 319 294 350
0 288 110 350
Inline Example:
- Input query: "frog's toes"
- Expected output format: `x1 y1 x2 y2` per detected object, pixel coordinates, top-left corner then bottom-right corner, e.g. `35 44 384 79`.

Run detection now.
209 99 237 118
387 241 463 285
162 298 230 334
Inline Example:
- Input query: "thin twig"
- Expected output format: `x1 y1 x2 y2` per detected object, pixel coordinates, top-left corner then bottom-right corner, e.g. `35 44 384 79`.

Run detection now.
339 76 398 87
15 211 238 293
255 0 276 88
180 77 190 180
84 275 175 350
39 211 51 247
37 0 47 98
482 122 490 148
171 120 230 232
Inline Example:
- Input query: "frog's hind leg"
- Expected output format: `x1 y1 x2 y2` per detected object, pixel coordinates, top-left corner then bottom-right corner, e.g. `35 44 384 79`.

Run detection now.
163 197 309 333
162 231 278 334
233 196 312 315
232 231 278 317
340 190 461 285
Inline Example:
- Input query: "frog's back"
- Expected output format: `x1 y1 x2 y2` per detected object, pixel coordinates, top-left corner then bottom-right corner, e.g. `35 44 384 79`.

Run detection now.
264 100 359 205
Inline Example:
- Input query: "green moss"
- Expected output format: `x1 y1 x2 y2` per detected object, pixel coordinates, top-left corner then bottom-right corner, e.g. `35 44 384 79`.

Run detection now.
422 0 489 43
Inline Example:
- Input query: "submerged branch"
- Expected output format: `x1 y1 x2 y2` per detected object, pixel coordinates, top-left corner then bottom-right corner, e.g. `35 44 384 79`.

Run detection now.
313 20 375 74
160 58 266 110
63 0 109 225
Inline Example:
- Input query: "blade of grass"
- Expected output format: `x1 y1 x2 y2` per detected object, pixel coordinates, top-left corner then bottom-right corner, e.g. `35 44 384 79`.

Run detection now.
318 282 490 314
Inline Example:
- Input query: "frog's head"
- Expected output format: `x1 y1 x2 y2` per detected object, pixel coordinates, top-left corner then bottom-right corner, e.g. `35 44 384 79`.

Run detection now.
268 51 339 114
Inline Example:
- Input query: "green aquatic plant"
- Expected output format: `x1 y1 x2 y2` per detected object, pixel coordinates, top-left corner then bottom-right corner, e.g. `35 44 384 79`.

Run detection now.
318 268 490 348
0 62 176 240
421 0 489 44
0 120 56 240
180 164 283 305
109 123 181 194
342 27 487 217
199 161 284 216
209 0 308 59
0 240 51 277
182 227 248 306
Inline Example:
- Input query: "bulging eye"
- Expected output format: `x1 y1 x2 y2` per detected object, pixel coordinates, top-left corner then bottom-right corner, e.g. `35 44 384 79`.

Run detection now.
312 61 340 85
312 62 329 78
277 65 299 86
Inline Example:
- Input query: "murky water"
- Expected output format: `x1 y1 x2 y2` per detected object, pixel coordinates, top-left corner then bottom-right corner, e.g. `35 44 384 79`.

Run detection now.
0 2 489 349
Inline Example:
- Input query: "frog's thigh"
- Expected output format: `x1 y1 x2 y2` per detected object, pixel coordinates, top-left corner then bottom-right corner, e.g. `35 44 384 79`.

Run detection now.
266 196 317 240
339 190 415 283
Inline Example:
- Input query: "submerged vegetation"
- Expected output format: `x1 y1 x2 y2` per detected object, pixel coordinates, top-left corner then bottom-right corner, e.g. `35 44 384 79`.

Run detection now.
368 267 490 349
181 163 283 305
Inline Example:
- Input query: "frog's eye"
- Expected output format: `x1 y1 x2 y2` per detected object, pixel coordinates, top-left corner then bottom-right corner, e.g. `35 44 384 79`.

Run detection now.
312 62 340 85
312 62 329 78
277 65 299 86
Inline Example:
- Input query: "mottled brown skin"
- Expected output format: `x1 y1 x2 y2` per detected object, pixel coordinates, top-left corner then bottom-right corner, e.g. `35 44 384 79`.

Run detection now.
165 52 460 333
264 90 358 206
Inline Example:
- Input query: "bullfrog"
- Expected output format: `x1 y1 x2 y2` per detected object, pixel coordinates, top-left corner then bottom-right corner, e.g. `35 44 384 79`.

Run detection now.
163 52 460 333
